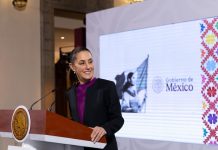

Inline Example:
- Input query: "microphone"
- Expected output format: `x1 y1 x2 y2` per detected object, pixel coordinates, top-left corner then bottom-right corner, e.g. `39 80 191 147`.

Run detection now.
29 89 56 110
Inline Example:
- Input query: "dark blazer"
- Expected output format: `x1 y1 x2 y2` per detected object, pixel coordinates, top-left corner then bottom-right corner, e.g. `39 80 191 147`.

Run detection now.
67 78 124 150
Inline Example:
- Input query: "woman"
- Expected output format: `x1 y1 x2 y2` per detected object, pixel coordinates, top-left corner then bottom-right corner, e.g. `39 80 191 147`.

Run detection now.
122 72 139 113
67 47 124 150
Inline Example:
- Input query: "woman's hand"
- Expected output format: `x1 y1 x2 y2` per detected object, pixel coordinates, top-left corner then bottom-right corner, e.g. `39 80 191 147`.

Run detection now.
91 126 106 143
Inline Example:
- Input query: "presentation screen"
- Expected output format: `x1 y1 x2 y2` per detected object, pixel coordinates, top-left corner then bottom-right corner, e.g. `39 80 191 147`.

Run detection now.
99 16 218 144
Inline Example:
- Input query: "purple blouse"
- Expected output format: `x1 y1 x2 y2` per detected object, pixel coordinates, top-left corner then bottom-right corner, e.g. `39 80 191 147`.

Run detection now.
76 78 96 123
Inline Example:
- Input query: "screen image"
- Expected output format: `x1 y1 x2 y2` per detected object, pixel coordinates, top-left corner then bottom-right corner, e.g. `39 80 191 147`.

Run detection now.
99 17 218 144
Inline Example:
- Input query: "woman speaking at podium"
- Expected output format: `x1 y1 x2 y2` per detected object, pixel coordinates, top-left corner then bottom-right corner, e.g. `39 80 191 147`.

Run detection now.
67 47 124 150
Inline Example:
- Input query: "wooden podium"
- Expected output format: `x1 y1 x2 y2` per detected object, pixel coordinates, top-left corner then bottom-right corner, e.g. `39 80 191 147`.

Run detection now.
0 110 106 150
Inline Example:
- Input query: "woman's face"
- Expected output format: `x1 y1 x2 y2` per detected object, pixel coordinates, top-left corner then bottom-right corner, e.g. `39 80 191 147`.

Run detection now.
70 51 94 84
131 72 137 85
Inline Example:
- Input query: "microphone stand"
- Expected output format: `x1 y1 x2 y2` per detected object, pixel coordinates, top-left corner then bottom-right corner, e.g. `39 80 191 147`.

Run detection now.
29 89 55 110
48 101 56 112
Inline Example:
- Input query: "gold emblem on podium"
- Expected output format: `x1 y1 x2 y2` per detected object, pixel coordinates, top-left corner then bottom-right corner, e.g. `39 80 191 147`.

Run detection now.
11 105 31 142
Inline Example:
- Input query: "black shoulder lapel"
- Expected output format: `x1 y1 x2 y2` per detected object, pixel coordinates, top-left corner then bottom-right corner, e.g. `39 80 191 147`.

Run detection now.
68 87 80 122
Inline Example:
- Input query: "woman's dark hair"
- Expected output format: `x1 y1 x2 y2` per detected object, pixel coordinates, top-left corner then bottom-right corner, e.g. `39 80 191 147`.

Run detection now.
122 72 134 92
69 47 92 86
70 47 92 63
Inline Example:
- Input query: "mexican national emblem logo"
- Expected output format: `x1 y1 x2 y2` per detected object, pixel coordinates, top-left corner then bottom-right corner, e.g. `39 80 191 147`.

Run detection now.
11 105 31 142
152 76 164 94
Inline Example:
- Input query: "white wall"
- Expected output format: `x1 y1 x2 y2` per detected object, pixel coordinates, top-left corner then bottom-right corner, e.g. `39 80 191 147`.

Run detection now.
0 0 40 109
0 0 40 149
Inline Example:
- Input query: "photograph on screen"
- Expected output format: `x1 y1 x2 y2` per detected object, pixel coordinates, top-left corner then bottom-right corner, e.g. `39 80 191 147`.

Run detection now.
115 55 149 113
